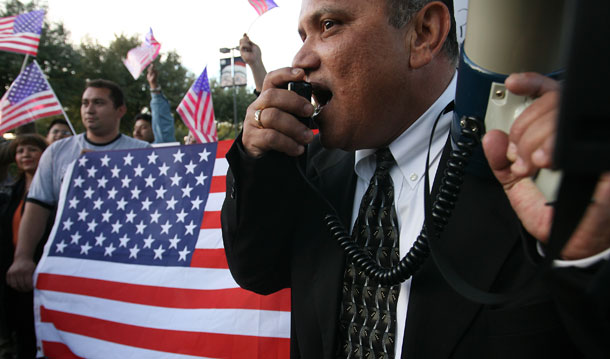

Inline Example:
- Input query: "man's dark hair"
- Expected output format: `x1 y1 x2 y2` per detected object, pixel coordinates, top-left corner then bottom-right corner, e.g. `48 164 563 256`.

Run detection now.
386 0 458 65
47 118 69 133
134 113 152 123
85 79 125 108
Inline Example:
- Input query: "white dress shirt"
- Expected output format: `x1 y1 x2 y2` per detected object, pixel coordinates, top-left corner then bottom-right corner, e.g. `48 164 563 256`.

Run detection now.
351 74 457 358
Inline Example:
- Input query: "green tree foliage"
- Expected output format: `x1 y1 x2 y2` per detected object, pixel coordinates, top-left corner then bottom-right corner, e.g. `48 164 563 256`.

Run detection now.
211 79 256 140
78 34 193 135
1 0 258 142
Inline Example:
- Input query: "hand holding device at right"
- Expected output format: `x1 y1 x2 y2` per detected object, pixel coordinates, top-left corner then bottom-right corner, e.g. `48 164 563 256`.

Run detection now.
483 72 610 260
242 67 315 158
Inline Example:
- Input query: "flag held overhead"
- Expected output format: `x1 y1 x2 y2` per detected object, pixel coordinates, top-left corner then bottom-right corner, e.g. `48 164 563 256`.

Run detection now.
0 9 44 56
123 28 161 79
248 0 278 16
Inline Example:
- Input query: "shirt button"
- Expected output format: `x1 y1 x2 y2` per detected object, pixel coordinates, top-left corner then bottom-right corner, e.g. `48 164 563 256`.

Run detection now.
410 173 418 181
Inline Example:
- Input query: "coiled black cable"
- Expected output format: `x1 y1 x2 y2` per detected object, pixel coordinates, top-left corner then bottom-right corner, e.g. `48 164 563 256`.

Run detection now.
320 116 482 286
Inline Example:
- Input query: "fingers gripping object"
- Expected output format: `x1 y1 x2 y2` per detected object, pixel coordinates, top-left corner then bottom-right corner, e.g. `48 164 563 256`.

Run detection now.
254 108 264 129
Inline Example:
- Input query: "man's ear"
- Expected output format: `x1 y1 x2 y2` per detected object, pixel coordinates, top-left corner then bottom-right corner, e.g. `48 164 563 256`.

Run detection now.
408 1 452 69
116 104 127 119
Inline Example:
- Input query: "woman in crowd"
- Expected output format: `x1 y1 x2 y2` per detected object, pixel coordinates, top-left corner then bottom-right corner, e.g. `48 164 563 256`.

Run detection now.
0 134 48 359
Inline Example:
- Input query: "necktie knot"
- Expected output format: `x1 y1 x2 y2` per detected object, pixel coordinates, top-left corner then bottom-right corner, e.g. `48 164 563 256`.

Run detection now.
375 148 395 172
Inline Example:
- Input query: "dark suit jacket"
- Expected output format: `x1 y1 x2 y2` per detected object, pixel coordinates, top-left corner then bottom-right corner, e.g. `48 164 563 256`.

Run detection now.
221 135 610 359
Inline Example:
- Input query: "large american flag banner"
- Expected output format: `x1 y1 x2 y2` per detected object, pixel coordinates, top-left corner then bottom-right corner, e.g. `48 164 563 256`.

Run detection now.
34 141 291 359
177 67 218 144
248 0 278 16
0 61 63 135
123 28 161 79
0 9 44 56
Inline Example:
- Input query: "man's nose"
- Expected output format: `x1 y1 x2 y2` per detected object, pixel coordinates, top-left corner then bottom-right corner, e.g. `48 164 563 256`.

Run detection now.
292 39 320 74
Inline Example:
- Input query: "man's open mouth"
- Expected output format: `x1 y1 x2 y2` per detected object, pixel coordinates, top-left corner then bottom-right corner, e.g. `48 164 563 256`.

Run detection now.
312 85 333 117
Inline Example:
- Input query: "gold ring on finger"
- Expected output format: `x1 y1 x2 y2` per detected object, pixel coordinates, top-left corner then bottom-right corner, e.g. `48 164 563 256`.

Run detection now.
254 108 265 129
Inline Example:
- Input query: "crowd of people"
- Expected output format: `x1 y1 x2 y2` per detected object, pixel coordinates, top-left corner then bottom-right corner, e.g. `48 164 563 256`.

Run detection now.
0 31 267 358
1 0 609 358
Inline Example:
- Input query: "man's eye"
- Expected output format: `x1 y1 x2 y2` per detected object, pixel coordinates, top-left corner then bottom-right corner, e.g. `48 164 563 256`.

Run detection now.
322 20 335 31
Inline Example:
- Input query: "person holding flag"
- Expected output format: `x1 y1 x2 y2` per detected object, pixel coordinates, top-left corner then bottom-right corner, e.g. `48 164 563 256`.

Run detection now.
6 79 149 293
239 33 268 96
133 64 176 144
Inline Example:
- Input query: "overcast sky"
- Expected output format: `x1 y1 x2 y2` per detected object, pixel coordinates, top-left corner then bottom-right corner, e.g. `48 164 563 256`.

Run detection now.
45 0 304 88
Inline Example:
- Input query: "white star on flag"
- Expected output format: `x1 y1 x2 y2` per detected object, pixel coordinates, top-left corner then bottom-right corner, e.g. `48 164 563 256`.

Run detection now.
33 142 291 359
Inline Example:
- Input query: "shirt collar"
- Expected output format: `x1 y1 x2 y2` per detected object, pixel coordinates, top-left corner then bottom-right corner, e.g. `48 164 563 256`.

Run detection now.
355 72 457 187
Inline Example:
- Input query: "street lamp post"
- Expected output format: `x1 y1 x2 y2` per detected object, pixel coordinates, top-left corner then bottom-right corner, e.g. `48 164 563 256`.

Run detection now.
220 46 240 138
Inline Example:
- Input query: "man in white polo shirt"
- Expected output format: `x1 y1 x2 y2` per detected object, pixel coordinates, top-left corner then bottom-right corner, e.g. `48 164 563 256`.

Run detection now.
7 79 150 292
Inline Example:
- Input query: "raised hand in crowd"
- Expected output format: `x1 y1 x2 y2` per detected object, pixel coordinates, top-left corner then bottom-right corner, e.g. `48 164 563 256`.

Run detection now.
239 33 267 94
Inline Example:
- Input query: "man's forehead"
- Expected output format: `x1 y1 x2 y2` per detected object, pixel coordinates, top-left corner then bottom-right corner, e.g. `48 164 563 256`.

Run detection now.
298 0 384 26
82 87 111 100
135 119 151 126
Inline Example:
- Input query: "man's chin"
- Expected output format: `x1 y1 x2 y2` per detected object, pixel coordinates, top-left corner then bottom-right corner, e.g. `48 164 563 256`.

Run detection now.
318 129 346 150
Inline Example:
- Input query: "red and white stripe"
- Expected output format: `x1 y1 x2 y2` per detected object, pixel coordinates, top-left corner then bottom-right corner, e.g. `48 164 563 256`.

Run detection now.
177 81 217 144
123 44 160 79
34 140 291 359
0 89 63 135
122 29 161 79
248 0 273 16
0 15 41 56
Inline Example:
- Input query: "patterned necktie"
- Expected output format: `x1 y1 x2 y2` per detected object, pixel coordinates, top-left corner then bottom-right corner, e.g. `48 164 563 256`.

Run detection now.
339 148 400 359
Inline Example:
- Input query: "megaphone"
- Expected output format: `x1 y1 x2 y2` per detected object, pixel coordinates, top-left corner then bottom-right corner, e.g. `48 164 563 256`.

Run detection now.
452 0 571 200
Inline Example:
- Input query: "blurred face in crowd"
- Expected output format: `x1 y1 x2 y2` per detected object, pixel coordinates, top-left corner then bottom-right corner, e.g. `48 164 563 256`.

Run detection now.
46 123 72 143
133 119 154 143
293 0 416 150
81 87 125 139
15 144 43 175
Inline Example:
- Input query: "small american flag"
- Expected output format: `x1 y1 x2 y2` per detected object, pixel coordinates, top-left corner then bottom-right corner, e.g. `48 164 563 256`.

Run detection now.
248 0 278 16
0 61 63 135
34 142 291 358
177 67 218 143
0 9 44 56
123 28 161 79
